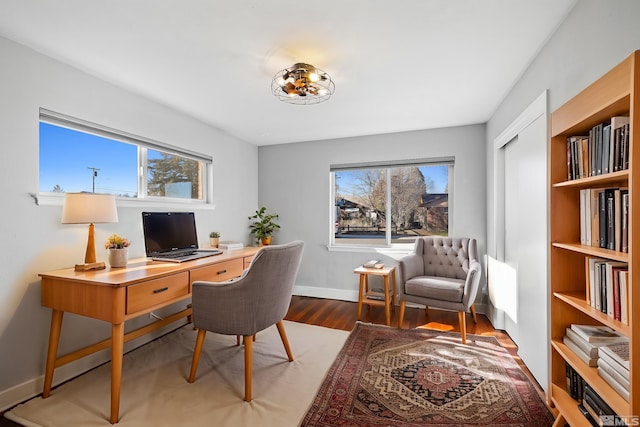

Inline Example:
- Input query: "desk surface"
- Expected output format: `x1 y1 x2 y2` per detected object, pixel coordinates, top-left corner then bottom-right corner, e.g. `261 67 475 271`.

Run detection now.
40 247 261 287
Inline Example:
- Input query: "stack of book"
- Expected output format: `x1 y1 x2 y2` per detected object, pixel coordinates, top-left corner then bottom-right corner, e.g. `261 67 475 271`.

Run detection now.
563 324 627 367
218 241 244 251
580 384 623 427
598 341 630 402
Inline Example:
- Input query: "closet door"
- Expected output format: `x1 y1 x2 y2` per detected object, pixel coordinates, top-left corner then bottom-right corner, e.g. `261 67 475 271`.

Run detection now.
503 113 548 391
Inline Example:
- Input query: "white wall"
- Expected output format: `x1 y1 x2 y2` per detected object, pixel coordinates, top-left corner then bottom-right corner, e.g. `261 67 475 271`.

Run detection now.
257 124 487 302
0 36 258 409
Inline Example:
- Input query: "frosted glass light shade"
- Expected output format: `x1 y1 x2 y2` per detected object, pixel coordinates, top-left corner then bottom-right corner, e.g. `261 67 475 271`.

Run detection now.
61 193 118 224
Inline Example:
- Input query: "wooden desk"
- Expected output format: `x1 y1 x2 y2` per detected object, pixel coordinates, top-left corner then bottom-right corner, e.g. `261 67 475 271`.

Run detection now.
354 265 397 326
40 247 260 424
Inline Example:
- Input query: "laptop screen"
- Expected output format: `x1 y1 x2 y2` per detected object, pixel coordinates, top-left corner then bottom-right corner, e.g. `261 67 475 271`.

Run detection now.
142 212 199 257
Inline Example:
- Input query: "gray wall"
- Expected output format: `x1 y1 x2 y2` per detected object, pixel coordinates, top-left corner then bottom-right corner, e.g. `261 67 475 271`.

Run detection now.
486 0 640 259
258 124 487 301
0 36 258 409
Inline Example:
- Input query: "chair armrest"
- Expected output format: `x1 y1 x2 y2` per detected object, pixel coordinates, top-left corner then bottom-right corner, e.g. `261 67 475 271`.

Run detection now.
191 278 257 336
398 254 423 285
462 259 482 309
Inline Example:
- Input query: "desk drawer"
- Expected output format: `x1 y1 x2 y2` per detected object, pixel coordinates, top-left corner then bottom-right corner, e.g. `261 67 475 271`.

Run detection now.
127 272 189 314
244 255 255 269
190 258 243 284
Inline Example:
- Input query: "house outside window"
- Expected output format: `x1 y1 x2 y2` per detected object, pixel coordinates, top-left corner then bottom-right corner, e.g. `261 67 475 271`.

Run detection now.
38 109 211 203
331 159 453 248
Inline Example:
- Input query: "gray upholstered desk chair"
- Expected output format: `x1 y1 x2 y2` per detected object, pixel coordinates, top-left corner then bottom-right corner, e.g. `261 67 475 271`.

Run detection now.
397 237 481 344
187 240 304 401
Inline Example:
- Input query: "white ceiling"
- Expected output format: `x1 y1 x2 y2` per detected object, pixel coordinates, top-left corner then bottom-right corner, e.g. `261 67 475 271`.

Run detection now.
0 0 576 146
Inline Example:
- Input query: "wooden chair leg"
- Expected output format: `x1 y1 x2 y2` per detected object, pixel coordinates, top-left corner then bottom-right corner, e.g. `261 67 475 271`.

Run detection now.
458 311 467 344
236 335 241 346
243 335 253 402
276 320 294 362
470 305 478 323
398 300 406 328
188 329 207 383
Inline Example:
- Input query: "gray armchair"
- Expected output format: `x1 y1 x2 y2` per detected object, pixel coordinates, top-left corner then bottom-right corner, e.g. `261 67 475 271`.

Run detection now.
187 240 304 401
398 237 481 344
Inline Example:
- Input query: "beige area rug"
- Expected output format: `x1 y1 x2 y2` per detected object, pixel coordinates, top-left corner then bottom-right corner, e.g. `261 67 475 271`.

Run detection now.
6 321 349 427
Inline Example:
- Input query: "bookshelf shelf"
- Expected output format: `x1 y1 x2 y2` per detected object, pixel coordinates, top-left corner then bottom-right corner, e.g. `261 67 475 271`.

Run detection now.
549 50 639 426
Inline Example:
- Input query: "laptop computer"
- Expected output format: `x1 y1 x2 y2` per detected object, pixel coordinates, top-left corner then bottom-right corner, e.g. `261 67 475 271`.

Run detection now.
142 211 222 263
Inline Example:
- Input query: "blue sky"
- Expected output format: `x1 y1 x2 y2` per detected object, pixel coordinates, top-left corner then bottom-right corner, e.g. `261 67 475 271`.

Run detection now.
39 122 138 195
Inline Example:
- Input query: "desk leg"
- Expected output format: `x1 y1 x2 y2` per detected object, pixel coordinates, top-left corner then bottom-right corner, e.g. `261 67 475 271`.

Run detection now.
357 274 365 320
110 322 125 424
383 275 391 326
43 309 63 398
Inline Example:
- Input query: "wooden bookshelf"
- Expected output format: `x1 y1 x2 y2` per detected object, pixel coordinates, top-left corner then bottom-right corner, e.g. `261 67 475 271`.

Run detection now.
549 50 640 426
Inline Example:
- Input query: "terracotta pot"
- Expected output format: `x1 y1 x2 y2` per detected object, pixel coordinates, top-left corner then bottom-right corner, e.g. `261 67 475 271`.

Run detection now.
261 236 272 246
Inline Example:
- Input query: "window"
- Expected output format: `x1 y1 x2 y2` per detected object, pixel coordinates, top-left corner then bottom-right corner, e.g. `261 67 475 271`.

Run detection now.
39 109 212 203
331 159 452 247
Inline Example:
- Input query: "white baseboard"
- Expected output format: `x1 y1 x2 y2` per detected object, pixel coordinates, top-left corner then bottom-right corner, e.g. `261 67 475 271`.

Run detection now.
0 320 187 412
293 285 359 302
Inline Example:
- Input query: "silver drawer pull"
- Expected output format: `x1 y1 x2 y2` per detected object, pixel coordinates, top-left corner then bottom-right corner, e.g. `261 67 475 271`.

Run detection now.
153 287 169 294
217 269 227 275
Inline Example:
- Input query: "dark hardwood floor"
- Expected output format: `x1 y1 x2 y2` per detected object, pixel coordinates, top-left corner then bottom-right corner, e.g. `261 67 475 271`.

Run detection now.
284 296 547 400
1 295 547 426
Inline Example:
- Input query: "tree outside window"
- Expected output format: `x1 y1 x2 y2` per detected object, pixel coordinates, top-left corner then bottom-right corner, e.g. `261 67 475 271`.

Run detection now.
333 163 450 246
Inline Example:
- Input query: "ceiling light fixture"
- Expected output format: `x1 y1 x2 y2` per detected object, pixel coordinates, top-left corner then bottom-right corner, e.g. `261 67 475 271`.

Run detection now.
271 63 335 105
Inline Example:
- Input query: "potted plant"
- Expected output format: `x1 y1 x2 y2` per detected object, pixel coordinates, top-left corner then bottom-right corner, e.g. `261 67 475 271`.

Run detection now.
209 231 220 247
105 234 130 268
248 207 280 245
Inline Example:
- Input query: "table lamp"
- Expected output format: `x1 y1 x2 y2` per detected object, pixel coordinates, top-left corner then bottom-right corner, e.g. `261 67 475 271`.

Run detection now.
61 192 118 271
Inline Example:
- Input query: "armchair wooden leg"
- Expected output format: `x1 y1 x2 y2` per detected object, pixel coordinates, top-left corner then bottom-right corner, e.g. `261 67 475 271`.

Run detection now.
398 300 406 328
243 335 253 402
276 320 294 362
458 311 467 344
188 329 207 383
236 335 241 346
470 305 478 323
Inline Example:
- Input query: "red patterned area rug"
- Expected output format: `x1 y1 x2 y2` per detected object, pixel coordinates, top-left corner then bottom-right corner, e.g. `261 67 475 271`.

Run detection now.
300 322 554 427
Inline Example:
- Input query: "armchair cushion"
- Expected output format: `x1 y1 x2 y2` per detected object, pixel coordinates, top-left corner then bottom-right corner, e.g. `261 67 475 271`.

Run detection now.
405 276 464 302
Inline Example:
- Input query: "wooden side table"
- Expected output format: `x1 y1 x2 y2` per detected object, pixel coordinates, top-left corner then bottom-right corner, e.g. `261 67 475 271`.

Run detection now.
354 265 397 326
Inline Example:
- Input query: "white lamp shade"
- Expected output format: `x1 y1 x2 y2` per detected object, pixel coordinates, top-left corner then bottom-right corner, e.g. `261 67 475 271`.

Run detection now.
61 193 118 224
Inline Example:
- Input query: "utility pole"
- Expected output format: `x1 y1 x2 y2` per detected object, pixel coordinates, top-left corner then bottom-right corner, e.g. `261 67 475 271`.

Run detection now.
88 167 100 193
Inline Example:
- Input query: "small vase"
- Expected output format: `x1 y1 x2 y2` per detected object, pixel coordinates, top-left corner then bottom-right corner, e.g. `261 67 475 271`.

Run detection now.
108 248 128 268
210 237 220 248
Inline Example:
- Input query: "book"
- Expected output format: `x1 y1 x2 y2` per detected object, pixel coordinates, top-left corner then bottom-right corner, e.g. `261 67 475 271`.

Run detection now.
584 384 615 417
577 403 600 427
598 356 629 391
599 342 630 370
598 365 629 402
218 241 244 250
586 257 607 310
563 335 598 367
621 190 629 252
570 324 627 344
565 327 600 358
362 260 384 269
619 270 629 324
598 347 630 381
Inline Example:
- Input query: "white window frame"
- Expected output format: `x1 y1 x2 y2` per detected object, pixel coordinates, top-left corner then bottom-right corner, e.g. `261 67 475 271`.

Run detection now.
33 109 214 209
328 157 454 253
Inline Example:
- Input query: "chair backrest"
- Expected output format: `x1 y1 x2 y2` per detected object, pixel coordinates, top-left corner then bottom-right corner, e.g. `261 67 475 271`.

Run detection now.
191 240 304 336
242 240 305 328
414 237 476 280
